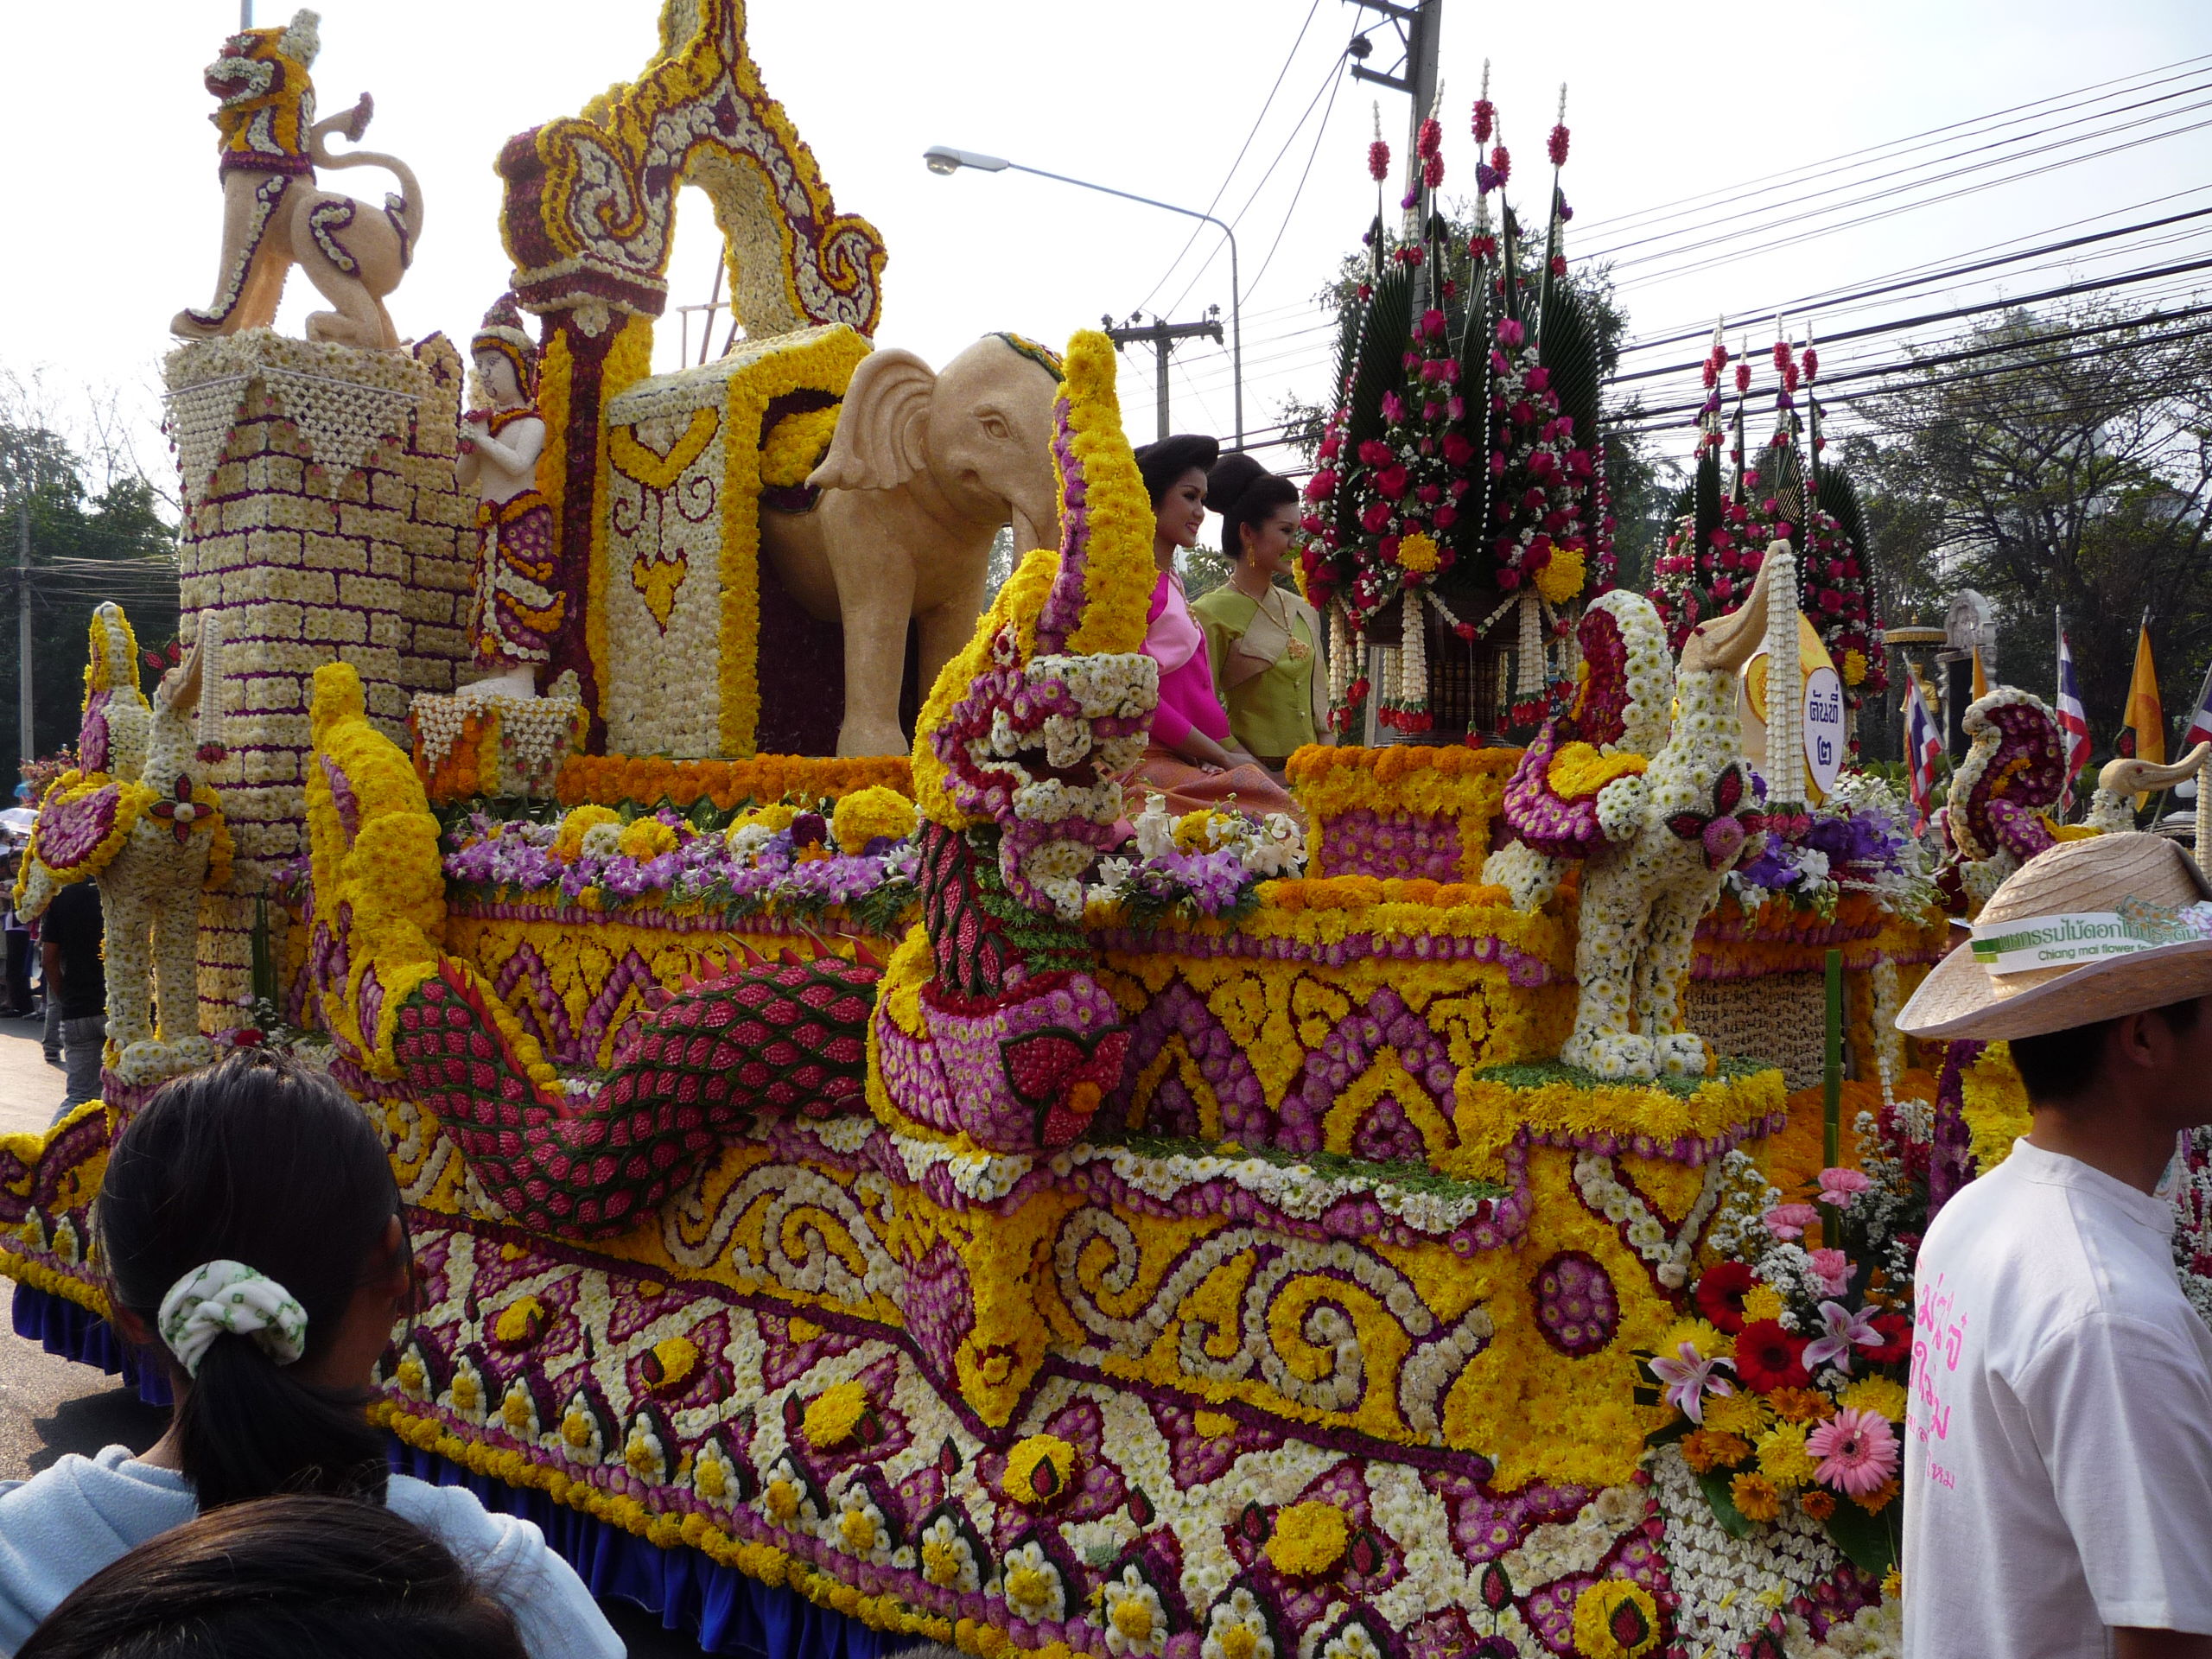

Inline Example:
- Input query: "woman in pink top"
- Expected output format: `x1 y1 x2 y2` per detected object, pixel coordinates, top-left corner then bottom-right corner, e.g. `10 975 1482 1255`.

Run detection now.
1123 435 1298 823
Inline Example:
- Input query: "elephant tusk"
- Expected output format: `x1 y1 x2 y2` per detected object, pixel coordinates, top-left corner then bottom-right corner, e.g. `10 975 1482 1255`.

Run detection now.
2097 740 2211 798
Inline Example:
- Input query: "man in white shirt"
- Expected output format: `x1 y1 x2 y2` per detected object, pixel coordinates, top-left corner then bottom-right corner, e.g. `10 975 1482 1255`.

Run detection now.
1897 833 2212 1659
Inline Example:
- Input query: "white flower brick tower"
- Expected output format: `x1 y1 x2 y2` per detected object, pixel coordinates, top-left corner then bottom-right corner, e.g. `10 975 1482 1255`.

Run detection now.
164 328 476 1025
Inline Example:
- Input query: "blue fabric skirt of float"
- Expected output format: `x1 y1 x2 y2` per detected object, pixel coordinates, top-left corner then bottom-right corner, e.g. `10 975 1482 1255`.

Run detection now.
10 1283 906 1658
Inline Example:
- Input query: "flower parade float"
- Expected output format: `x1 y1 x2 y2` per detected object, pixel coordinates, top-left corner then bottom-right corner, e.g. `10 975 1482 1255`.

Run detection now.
0 13 2141 1659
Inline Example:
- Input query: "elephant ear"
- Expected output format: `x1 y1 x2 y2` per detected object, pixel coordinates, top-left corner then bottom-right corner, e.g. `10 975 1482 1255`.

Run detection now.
808 349 935 493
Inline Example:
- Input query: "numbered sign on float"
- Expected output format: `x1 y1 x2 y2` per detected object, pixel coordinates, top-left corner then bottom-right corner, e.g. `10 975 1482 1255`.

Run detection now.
1802 664 1847 796
1741 611 1841 804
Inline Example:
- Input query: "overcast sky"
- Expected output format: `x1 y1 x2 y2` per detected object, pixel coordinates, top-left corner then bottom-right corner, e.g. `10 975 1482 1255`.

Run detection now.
4 0 2209 495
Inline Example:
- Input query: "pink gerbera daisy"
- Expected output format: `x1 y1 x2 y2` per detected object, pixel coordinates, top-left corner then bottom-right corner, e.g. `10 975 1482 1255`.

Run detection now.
1805 1408 1900 1496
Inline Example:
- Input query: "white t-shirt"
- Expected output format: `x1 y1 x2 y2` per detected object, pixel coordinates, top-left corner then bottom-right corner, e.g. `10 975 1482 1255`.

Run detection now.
1904 1138 2212 1656
0 1447 622 1657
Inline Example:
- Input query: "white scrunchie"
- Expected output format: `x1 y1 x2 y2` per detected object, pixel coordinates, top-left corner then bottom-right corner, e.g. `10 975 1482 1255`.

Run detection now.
156 1260 309 1377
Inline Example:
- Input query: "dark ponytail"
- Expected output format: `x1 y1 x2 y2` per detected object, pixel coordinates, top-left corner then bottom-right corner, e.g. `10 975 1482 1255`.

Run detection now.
1206 452 1300 563
98 1051 404 1510
20 1494 528 1659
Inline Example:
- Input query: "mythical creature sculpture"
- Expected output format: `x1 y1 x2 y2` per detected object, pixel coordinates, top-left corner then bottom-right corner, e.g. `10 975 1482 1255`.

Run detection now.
2087 743 2211 836
171 10 424 351
1934 689 2073 914
1486 549 1786 1080
16 608 229 1085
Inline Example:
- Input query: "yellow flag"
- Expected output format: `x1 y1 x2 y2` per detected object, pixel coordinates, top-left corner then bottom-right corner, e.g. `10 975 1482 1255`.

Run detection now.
1970 646 1988 701
2127 625 2165 807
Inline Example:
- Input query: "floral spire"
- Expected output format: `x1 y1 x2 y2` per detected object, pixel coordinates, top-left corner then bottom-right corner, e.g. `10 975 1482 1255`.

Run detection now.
1697 320 1729 456
1033 329 1152 658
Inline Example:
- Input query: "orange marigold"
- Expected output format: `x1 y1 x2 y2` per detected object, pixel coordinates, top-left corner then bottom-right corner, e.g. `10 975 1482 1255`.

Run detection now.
1853 1478 1901 1515
1798 1490 1837 1521
1682 1430 1752 1474
1767 1388 1837 1424
1730 1471 1782 1523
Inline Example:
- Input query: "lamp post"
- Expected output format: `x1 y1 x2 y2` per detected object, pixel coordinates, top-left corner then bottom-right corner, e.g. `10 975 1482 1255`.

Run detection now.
924 146 1243 450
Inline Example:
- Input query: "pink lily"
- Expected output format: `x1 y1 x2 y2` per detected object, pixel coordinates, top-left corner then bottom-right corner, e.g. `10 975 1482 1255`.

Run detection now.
1649 1340 1735 1425
1802 1300 1882 1375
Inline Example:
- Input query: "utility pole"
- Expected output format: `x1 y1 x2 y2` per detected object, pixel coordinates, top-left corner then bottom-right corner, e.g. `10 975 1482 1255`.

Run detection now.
16 505 30 772
1346 0 1443 306
1103 312 1224 443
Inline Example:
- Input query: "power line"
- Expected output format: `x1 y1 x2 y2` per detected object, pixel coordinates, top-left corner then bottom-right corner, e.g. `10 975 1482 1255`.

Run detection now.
1133 0 1325 316
1573 53 2212 242
1580 75 2212 267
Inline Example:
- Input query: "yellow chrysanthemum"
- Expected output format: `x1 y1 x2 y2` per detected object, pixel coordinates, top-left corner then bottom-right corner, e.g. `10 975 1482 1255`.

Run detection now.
553 804 620 861
616 817 680 860
1755 1421 1819 1491
802 1381 870 1451
1535 546 1586 606
1001 1434 1079 1507
1742 1284 1787 1325
1842 648 1868 686
1571 1580 1662 1659
1656 1319 1729 1362
1702 1390 1771 1438
1841 1376 1908 1421
728 802 798 838
1264 1501 1350 1577
831 785 917 853
1396 531 1441 575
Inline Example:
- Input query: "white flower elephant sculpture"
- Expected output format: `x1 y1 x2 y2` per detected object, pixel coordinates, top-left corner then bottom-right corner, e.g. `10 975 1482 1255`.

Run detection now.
759 334 1065 756
16 609 230 1088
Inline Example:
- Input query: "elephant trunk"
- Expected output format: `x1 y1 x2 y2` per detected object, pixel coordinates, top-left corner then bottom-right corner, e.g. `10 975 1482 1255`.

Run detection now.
1680 539 1786 674
1010 499 1052 556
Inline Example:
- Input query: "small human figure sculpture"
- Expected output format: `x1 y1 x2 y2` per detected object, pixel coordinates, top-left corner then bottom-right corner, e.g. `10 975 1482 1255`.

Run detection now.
456 295 555 701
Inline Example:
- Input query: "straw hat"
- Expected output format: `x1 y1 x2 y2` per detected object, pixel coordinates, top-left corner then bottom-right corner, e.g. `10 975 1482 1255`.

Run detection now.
1897 832 2212 1040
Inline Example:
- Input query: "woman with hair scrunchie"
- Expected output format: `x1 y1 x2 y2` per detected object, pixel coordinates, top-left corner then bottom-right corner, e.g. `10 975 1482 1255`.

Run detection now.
1191 453 1333 770
1121 434 1300 823
20 1494 529 1659
0 1051 620 1658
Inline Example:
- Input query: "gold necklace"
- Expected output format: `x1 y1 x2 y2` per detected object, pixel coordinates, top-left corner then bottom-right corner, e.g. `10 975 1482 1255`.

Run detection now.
1242 580 1310 662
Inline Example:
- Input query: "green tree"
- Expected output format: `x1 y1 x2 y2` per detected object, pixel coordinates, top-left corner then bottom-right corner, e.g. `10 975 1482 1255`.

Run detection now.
1844 302 2212 753
0 429 181 770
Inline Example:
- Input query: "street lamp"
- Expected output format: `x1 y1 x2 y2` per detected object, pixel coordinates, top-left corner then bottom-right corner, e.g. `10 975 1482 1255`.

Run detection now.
924 145 1243 450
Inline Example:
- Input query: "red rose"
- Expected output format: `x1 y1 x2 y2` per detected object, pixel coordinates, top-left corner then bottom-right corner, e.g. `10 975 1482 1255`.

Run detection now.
1693 1261 1757 1335
1376 465 1411 499
1733 1319 1810 1393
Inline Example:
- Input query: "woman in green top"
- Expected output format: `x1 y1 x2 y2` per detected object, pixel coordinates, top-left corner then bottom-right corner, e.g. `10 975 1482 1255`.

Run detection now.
1192 455 1334 771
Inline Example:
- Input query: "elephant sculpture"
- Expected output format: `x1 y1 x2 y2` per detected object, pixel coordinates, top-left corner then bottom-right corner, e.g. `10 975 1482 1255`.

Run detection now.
1487 548 1786 1079
171 10 423 352
758 334 1064 756
16 610 228 1088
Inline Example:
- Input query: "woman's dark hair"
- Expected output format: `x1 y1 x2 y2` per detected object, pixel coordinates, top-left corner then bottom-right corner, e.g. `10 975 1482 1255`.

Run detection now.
98 1051 404 1510
1206 453 1300 562
19 1494 527 1659
2007 998 2203 1101
1134 433 1220 507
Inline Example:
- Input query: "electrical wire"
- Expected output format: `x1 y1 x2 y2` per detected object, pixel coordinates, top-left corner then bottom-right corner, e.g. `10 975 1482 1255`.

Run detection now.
1132 0 1325 316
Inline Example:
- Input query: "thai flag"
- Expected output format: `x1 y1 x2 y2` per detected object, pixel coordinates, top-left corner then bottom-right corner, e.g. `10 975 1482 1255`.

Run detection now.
1904 670 1943 831
2184 658 2212 752
2056 629 2093 811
